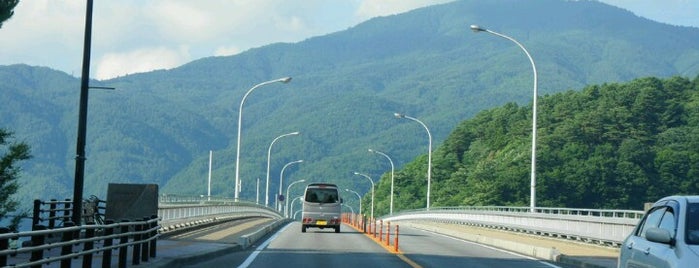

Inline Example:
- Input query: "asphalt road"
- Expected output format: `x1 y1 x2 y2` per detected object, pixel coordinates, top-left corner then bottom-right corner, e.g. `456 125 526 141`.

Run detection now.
399 224 559 268
175 222 564 268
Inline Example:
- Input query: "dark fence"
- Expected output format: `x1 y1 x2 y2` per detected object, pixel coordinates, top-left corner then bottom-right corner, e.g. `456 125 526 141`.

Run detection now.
0 216 158 268
33 196 106 230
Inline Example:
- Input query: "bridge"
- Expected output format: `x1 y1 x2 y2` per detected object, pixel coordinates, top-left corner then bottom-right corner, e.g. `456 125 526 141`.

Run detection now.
0 196 637 267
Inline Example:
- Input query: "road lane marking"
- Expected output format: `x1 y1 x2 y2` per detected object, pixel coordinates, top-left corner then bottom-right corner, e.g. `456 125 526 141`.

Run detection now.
197 218 270 240
237 223 291 268
414 227 561 268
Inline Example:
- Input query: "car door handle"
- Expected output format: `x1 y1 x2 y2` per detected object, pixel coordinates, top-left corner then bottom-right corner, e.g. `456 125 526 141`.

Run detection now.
626 242 633 249
644 247 651 255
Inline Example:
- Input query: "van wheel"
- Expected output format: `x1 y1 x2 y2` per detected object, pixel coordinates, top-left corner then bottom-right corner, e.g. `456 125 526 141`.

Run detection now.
302 226 307 233
335 226 340 233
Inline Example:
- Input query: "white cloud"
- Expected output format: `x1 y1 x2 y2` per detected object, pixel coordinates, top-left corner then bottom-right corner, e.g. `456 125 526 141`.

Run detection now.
214 46 242 57
1 0 697 80
94 46 190 80
355 0 455 21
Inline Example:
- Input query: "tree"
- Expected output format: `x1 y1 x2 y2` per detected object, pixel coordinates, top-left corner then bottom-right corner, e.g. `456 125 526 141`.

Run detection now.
0 129 31 230
0 0 19 29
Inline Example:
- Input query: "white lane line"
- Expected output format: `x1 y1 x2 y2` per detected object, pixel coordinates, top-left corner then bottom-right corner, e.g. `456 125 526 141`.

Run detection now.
414 227 561 268
237 223 291 268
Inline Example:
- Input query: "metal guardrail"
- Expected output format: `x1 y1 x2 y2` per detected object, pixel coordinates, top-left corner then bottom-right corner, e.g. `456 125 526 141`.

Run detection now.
0 217 159 268
3 197 282 268
381 206 644 247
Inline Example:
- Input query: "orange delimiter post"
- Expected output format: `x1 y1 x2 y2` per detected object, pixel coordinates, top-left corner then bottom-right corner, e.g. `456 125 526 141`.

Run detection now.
394 225 400 252
379 220 383 242
386 221 391 246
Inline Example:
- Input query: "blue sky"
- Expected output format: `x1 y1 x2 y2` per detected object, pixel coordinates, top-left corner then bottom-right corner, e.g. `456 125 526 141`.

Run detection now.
0 0 697 80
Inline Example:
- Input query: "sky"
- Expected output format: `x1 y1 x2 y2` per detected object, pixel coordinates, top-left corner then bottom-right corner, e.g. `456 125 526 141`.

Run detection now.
0 0 697 81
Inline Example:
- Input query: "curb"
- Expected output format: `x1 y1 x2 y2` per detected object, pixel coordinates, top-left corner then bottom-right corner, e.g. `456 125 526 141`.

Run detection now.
150 218 291 267
238 219 291 249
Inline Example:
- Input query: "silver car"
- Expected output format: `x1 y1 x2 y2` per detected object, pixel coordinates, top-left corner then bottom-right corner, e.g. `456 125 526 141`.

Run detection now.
618 195 699 268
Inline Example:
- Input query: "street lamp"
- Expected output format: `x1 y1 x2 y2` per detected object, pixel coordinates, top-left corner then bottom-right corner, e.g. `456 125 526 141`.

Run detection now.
285 179 306 217
71 0 96 226
394 113 432 209
266 131 300 207
278 159 303 211
234 77 292 201
369 149 395 215
471 24 538 212
353 172 374 220
345 189 362 217
343 204 354 214
290 196 303 220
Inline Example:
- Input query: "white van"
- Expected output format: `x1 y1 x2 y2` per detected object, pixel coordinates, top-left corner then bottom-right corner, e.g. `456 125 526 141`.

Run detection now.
301 183 342 233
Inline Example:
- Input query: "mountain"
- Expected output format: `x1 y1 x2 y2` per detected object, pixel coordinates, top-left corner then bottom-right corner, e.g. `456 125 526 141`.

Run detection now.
2 0 698 211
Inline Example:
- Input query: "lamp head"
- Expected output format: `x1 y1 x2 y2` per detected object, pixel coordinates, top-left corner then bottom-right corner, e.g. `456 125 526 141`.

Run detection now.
394 113 404 118
368 149 374 153
470 24 485 32
279 77 292 83
291 131 300 135
353 172 359 175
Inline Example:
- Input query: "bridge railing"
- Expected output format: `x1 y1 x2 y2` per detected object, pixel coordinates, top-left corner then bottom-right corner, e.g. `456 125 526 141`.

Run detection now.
381 206 644 247
2 197 281 267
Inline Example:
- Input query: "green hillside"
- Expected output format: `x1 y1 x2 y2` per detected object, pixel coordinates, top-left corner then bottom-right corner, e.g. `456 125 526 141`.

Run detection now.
369 76 699 215
1 0 699 212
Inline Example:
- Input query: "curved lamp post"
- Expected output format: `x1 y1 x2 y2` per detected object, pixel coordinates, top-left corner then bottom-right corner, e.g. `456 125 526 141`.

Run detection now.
369 149 395 215
394 113 432 209
285 179 306 217
234 77 292 201
343 204 354 214
266 131 300 207
278 159 303 211
471 24 538 212
290 196 303 220
353 172 374 220
345 188 362 217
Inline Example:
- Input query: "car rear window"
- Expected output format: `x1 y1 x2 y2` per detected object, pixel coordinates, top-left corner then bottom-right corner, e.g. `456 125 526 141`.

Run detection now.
305 188 339 203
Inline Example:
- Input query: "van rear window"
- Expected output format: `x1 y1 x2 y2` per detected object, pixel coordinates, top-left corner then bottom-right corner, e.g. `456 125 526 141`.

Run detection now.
305 188 339 203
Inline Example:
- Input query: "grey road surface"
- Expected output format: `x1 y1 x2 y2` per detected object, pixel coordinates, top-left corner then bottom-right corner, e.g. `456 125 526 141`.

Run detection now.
398 225 560 268
178 221 562 268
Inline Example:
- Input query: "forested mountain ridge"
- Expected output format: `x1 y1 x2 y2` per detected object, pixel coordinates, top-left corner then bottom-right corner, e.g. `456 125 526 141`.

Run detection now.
371 76 699 214
2 0 699 212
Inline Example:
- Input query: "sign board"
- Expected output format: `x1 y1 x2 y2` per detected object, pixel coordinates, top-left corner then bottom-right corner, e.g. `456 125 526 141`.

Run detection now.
105 183 158 221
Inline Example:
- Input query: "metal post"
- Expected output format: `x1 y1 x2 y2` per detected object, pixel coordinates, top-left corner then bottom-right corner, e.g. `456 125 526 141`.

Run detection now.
72 0 94 225
118 221 129 268
32 200 41 230
49 199 57 229
0 227 9 266
83 223 95 267
60 222 75 268
102 220 115 268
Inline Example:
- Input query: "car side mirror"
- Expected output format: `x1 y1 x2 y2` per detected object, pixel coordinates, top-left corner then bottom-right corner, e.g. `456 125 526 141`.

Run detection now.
646 227 675 246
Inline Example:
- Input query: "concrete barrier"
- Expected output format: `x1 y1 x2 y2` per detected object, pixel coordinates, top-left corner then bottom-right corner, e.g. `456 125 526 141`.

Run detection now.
238 219 291 249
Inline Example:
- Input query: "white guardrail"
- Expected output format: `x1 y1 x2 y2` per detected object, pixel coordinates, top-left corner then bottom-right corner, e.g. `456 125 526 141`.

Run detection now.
380 206 645 247
156 195 283 234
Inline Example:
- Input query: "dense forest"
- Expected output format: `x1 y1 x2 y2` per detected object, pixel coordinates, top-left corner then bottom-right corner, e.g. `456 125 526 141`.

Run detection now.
368 76 699 215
